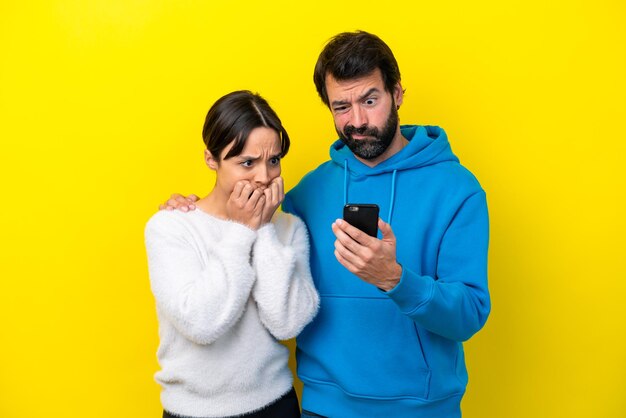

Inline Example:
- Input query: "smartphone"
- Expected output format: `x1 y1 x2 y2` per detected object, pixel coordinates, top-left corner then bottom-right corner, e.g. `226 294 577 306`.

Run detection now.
343 204 379 237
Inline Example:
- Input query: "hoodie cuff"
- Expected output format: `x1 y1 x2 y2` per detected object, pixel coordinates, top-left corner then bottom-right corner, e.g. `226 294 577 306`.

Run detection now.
381 266 435 315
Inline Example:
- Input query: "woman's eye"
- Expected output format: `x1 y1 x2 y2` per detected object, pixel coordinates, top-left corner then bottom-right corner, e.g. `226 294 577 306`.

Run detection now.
241 160 253 167
269 157 280 166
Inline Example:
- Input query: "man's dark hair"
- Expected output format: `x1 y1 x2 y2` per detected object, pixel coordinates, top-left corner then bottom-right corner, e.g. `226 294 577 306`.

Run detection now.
313 31 401 107
201 90 290 161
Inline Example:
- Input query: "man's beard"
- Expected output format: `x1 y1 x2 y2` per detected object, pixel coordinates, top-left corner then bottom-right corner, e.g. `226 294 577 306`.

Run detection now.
337 102 399 160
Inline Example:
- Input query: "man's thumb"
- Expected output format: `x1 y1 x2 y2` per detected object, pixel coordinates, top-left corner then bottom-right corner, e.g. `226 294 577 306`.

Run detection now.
378 218 395 240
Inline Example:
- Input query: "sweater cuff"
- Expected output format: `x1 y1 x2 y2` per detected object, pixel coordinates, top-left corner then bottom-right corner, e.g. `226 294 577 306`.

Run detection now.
382 266 435 315
255 222 278 243
219 221 257 252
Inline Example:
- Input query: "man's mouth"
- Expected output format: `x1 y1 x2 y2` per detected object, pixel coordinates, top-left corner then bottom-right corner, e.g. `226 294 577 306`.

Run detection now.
349 134 374 141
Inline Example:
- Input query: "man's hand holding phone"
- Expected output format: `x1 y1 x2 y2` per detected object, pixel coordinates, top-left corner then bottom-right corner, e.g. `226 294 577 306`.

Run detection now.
332 215 402 292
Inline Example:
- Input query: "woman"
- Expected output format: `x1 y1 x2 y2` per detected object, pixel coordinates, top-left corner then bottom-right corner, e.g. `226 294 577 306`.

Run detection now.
145 90 319 418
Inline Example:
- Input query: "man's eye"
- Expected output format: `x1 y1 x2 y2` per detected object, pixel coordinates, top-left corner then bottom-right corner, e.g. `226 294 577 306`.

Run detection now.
241 160 253 167
334 106 348 113
269 157 281 166
364 98 376 105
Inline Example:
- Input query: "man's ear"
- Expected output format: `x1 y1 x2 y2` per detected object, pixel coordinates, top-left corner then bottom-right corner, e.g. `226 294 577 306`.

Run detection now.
205 149 219 170
394 82 404 109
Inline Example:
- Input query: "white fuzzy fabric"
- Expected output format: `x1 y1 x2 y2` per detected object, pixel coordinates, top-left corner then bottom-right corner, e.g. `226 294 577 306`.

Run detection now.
145 210 319 418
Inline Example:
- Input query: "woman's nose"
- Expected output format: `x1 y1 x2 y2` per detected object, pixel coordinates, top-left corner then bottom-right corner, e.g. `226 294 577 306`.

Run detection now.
254 166 270 187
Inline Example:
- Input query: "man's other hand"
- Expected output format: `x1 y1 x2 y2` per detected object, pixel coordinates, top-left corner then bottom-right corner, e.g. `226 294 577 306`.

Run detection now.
159 193 200 212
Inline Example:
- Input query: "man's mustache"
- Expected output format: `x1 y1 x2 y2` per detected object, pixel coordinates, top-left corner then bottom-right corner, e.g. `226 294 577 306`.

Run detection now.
343 124 379 137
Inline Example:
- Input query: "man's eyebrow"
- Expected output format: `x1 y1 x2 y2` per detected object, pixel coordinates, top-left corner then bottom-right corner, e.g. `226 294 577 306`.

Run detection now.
358 87 380 102
330 99 350 107
330 87 380 107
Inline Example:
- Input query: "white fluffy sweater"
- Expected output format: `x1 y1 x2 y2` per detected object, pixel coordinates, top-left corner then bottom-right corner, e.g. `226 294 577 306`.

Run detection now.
145 209 319 418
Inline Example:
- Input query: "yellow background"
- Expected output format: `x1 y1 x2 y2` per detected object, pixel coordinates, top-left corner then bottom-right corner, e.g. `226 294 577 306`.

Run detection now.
1 1 624 417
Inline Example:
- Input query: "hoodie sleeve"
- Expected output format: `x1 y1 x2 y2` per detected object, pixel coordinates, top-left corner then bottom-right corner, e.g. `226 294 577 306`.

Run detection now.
251 214 320 340
145 213 257 345
385 190 490 342
281 193 298 217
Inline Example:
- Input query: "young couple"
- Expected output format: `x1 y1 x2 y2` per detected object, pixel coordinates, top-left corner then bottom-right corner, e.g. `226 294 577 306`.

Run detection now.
146 31 490 418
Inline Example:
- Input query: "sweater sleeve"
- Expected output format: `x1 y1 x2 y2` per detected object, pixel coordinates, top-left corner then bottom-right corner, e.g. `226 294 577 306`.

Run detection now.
384 191 491 342
251 215 320 340
145 213 257 345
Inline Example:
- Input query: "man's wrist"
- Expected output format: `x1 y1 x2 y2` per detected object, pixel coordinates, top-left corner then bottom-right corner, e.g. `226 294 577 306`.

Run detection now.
378 263 402 292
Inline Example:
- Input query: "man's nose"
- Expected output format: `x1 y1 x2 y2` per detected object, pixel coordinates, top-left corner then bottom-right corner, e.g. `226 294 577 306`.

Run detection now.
350 106 367 128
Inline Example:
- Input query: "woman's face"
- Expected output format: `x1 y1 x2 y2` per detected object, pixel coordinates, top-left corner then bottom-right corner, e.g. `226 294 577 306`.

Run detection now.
206 126 282 197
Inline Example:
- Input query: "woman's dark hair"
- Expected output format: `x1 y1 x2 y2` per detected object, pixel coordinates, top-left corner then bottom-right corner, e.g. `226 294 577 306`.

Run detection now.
313 31 401 107
202 90 290 161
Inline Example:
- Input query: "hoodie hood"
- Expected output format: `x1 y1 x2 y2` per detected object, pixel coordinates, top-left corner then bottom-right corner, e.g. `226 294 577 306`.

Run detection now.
330 125 459 176
331 125 459 223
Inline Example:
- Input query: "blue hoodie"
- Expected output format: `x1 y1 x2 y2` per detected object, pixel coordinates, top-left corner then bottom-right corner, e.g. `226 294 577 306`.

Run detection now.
282 125 490 417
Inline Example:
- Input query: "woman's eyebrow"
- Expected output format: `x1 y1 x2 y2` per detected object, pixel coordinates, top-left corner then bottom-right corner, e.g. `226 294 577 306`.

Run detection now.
237 155 260 160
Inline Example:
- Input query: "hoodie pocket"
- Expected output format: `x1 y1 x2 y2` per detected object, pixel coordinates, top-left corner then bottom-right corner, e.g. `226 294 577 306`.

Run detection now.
298 296 431 400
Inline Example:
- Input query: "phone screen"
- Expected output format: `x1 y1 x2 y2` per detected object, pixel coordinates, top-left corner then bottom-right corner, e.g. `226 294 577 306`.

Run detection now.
343 204 379 237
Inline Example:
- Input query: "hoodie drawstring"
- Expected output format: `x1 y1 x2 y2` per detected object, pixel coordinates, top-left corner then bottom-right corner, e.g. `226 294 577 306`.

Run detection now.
343 160 349 206
388 170 397 224
343 159 398 226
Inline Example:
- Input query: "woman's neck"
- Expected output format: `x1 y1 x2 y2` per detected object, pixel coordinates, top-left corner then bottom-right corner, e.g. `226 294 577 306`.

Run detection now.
196 190 228 219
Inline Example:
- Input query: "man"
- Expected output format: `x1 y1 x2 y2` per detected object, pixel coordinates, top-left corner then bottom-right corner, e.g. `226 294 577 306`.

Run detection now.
164 31 490 417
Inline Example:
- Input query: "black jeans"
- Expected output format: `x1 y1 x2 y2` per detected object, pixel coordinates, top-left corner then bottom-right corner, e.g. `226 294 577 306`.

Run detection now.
163 387 300 418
